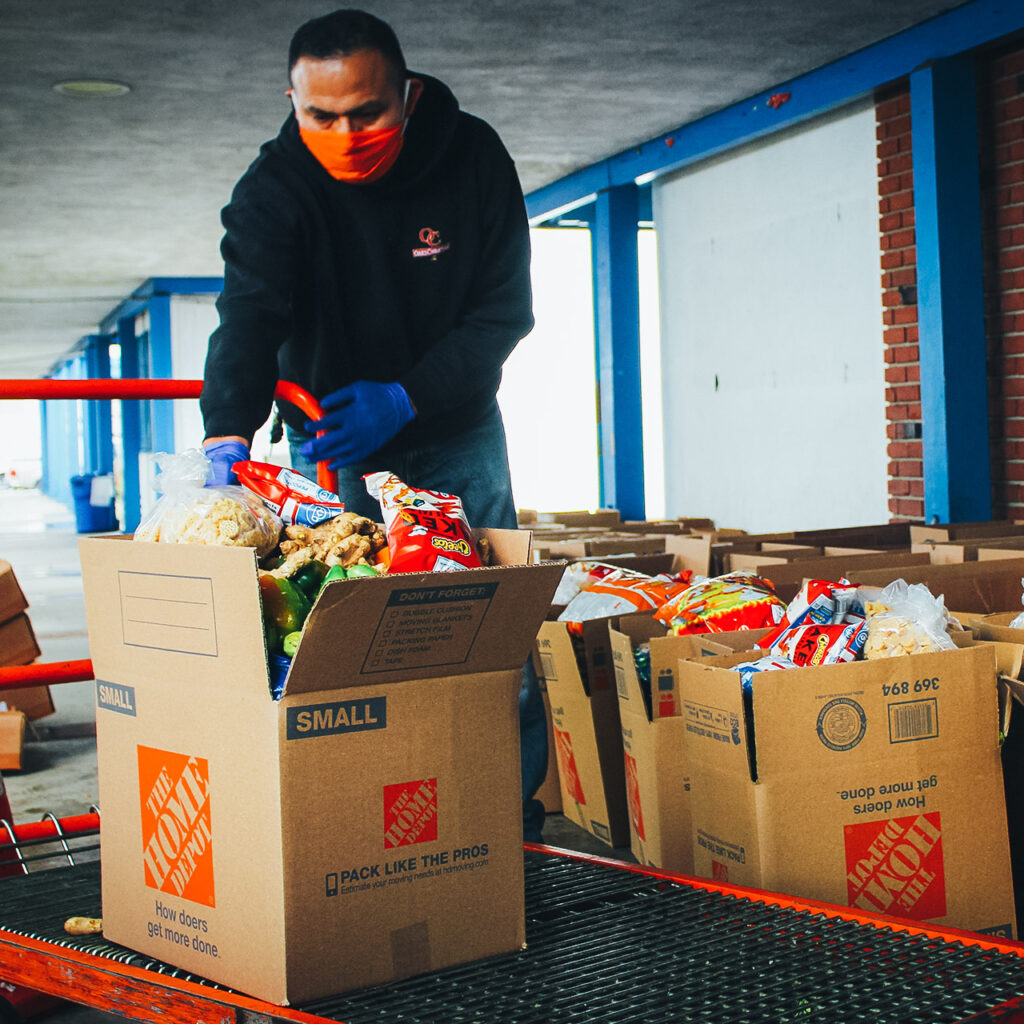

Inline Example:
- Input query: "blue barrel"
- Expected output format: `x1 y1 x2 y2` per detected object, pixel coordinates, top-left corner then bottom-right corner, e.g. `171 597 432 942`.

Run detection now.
70 474 118 534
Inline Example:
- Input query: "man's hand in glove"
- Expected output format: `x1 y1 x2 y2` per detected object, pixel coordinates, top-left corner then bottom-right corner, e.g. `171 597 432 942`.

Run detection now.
203 438 250 486
301 381 415 469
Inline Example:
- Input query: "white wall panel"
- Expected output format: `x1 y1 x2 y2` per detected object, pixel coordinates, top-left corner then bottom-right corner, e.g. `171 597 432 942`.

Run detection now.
653 99 887 531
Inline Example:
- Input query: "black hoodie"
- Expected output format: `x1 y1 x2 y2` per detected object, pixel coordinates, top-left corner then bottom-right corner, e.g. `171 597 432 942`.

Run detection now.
200 73 533 452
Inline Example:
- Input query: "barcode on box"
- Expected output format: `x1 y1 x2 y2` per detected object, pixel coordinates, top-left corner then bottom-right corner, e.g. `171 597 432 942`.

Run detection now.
888 698 939 743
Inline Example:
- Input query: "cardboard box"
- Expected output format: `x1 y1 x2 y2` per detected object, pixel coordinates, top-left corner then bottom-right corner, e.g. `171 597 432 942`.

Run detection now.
609 617 696 871
680 645 1015 936
1 685 55 721
535 618 631 847
0 614 41 668
909 521 1024 546
79 533 562 1004
0 560 29 624
851 559 1024 617
534 510 622 528
0 710 26 771
540 535 667 559
534 663 562 815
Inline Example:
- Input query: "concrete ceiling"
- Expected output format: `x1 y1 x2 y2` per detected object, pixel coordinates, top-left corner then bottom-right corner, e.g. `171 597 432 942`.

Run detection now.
1 0 965 377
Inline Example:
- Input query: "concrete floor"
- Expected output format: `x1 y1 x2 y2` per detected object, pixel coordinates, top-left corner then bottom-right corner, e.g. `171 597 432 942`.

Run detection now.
0 486 631 1022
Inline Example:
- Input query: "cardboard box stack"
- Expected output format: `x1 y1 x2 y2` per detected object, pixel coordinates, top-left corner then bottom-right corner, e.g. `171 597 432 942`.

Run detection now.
79 531 562 1004
527 514 1024 938
0 558 51 770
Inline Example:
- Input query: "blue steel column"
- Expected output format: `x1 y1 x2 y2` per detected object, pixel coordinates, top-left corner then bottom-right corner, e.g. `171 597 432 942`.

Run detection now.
591 184 645 519
83 334 114 475
910 56 991 522
147 294 176 454
118 315 143 532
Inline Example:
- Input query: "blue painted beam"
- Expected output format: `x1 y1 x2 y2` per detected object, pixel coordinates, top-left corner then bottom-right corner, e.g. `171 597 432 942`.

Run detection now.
147 294 177 454
99 276 222 335
118 316 143 532
526 0 1024 219
83 335 114 475
591 184 645 519
911 56 990 523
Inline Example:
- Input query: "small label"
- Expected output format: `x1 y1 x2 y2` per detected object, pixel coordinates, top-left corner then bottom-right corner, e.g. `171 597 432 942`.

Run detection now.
96 680 136 716
888 698 938 743
817 697 867 751
286 697 387 739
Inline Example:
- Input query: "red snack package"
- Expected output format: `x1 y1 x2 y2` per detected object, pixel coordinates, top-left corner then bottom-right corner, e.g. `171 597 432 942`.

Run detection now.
773 621 867 667
364 471 481 573
654 571 785 636
234 461 346 526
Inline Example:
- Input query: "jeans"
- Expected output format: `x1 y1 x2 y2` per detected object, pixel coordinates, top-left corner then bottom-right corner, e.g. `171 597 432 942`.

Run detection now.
288 403 548 843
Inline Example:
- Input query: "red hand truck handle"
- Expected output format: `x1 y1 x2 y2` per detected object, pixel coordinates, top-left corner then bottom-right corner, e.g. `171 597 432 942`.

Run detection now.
0 378 334 491
0 660 95 691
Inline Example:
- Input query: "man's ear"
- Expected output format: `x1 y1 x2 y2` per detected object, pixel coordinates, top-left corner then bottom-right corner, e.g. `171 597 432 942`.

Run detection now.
405 77 425 117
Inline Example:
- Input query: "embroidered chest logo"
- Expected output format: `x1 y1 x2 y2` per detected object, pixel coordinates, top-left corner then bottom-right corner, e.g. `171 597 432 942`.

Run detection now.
412 226 451 260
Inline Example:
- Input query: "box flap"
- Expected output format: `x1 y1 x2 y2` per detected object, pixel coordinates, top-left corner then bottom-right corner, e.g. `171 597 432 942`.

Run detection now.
79 537 270 694
284 562 563 694
751 646 998 778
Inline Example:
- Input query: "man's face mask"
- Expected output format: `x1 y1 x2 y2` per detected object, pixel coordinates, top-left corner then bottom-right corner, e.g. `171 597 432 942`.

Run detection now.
299 81 411 184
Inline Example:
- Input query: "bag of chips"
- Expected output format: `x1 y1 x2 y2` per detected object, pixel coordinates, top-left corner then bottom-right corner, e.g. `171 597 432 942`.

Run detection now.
654 571 785 635
364 471 481 573
235 460 346 526
558 569 693 624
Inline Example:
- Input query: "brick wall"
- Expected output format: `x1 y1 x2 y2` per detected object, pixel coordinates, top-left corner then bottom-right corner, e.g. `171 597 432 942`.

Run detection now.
876 83 923 522
980 45 1024 521
874 42 1024 523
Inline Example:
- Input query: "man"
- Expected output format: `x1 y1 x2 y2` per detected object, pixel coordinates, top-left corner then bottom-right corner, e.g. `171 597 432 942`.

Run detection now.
199 9 546 840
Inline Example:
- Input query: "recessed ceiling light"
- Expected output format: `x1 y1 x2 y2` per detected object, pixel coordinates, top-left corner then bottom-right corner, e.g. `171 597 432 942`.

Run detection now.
52 79 131 97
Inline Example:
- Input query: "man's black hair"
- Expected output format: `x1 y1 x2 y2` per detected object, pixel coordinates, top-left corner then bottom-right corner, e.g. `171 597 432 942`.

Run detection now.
288 9 407 86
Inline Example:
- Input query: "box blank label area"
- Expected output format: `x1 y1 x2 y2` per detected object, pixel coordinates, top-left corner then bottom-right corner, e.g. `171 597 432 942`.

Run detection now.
119 571 218 656
363 583 498 673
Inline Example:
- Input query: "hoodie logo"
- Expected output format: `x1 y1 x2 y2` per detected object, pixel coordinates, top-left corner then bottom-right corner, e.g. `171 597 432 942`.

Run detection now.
412 227 451 260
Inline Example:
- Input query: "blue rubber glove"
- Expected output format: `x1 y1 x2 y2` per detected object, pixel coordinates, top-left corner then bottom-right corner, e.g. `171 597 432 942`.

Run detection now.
301 381 415 469
203 439 250 487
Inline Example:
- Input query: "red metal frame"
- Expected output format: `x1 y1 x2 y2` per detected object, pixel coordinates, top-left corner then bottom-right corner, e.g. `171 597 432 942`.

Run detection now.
1 841 1024 1023
0 377 333 491
0 376 333 696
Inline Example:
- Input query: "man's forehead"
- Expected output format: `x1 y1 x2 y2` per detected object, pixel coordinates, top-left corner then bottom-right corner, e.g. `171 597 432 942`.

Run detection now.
290 50 401 99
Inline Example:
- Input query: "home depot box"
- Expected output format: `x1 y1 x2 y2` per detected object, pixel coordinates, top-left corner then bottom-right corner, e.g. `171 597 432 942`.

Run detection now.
680 645 1015 936
608 617 697 871
535 618 633 847
79 534 562 1005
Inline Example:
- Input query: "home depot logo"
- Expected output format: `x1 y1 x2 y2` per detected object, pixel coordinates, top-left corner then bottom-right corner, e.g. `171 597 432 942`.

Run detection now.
844 812 945 920
137 746 214 908
623 751 645 841
384 778 438 849
553 727 585 805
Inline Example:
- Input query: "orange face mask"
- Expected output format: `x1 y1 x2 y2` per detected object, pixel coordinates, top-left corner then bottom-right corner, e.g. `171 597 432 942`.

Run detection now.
299 121 405 183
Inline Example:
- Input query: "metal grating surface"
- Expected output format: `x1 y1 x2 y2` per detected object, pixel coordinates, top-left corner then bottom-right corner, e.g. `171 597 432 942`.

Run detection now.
2 853 1024 1022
